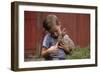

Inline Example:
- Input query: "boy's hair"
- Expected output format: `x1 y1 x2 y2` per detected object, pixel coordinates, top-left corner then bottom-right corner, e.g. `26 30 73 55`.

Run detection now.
43 14 59 31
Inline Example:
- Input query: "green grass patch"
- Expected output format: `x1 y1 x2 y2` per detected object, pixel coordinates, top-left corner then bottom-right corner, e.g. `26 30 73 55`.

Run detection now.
67 47 90 59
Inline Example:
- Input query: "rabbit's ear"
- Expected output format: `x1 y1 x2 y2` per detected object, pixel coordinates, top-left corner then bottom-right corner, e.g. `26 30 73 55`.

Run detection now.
62 28 66 32
55 42 59 47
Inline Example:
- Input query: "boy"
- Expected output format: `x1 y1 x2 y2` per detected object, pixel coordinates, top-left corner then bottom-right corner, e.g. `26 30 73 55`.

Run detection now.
41 14 75 60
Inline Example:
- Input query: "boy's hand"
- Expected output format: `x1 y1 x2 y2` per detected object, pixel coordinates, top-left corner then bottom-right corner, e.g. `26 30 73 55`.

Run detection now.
47 43 58 54
58 41 69 50
58 41 72 53
58 42 67 49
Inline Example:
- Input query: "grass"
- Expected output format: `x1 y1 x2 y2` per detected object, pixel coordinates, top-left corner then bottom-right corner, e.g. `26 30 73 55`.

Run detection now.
67 47 90 59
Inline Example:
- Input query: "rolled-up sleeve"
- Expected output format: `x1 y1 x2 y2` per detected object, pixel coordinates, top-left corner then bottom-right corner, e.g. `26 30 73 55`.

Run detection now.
42 34 50 48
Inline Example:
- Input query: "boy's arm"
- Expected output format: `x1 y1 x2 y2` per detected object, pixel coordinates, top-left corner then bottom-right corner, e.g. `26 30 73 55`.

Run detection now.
41 47 50 58
41 44 58 58
42 34 51 58
42 34 58 58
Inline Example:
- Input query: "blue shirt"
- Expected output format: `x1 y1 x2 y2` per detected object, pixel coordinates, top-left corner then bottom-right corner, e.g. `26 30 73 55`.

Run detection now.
42 34 66 60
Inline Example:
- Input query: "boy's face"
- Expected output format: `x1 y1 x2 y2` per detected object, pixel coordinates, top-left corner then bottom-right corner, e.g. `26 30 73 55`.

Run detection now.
49 25 61 38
